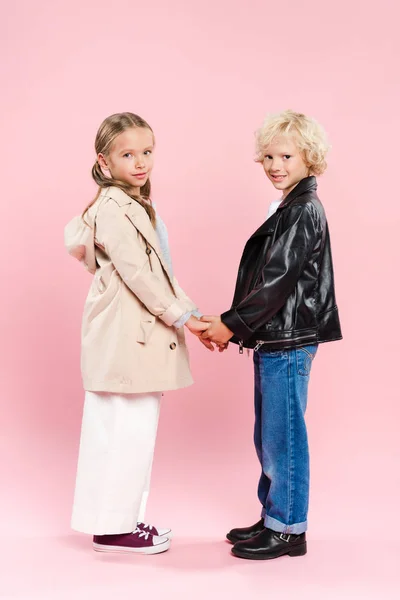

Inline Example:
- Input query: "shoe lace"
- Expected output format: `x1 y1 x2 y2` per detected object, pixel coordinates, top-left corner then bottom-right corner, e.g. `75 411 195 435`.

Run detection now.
137 522 153 532
133 526 150 540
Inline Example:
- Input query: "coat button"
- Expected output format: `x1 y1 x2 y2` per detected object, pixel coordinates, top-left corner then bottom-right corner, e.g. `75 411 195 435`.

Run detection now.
169 342 177 350
146 247 152 255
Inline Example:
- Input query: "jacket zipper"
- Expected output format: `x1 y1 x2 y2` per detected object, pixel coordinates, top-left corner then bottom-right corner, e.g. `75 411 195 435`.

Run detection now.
239 332 314 354
253 332 314 352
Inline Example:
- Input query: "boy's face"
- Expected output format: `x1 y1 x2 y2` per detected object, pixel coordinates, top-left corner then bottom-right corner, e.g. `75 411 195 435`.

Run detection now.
262 135 310 198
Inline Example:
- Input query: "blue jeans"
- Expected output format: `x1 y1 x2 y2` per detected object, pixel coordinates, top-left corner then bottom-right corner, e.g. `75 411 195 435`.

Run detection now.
253 344 318 534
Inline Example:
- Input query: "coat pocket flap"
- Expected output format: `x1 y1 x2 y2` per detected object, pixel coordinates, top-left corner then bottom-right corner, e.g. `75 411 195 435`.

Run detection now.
137 313 156 344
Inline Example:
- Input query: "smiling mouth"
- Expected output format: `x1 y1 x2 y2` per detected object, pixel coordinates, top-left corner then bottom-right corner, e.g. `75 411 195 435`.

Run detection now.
270 174 286 180
132 173 147 177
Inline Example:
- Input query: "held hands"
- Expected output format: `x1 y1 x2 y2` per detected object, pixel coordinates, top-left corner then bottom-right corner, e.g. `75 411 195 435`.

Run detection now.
185 315 210 336
200 315 234 350
185 315 231 352
184 315 217 352
185 315 214 351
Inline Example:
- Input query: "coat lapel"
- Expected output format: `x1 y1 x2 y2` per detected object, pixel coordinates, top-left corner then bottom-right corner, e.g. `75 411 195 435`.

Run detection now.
125 201 175 288
105 186 175 287
125 203 160 253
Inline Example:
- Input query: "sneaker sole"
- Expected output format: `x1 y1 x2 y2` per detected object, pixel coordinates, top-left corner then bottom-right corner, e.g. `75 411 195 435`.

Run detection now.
93 538 171 555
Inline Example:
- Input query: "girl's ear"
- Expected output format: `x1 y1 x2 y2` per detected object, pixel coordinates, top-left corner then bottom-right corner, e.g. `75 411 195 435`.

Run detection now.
97 153 109 171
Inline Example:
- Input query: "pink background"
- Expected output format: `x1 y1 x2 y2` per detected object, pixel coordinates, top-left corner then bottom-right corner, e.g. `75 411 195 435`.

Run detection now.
1 0 399 597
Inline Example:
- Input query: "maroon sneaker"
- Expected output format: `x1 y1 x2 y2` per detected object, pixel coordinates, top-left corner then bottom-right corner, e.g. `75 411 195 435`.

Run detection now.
93 527 170 554
137 522 172 538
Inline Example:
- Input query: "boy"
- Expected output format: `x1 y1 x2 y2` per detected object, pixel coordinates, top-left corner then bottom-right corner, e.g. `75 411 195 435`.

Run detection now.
201 110 342 560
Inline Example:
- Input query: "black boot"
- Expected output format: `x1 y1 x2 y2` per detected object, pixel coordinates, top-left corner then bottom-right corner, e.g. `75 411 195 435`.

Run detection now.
231 528 307 560
226 518 266 544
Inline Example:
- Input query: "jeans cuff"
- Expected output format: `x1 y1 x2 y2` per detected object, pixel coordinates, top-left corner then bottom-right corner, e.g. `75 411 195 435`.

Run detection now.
263 514 307 535
261 507 267 519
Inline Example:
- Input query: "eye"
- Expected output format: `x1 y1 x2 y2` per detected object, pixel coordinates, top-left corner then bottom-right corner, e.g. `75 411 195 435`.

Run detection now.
144 150 152 155
264 155 272 160
283 155 291 160
123 152 133 158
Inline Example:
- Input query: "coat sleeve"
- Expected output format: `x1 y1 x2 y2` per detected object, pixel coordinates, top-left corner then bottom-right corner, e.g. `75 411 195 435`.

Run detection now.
221 205 320 340
172 276 199 313
96 201 189 327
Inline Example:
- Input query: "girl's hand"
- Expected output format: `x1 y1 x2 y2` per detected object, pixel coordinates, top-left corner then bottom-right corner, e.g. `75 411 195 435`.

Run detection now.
185 316 228 352
185 315 210 336
185 316 215 351
198 336 216 352
197 338 228 353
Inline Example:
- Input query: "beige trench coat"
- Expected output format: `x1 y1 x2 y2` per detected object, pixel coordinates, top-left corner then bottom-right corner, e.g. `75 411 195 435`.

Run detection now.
64 186 196 393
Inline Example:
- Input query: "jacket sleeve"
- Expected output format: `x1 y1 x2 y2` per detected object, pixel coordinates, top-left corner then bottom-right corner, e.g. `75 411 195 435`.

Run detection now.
221 205 320 341
96 202 189 327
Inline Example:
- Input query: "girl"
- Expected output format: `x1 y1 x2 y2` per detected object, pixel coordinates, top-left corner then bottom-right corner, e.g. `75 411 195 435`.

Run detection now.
64 112 210 555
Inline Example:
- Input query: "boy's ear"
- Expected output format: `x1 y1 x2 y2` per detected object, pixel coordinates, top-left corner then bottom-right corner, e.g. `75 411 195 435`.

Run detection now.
305 158 313 176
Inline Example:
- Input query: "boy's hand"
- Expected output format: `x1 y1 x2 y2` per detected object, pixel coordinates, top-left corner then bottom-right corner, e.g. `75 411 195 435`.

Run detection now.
200 315 233 345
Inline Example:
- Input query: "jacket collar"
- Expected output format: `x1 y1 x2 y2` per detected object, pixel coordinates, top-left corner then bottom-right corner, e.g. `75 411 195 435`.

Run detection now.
249 176 317 240
101 187 158 249
277 176 317 210
100 185 132 206
101 187 174 285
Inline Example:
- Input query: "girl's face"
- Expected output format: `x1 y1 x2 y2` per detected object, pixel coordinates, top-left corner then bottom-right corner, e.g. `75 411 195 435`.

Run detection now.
98 127 154 194
262 135 310 198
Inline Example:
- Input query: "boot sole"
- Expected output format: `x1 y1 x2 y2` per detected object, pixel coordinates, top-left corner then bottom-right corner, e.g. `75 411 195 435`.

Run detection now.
93 539 171 555
231 542 307 560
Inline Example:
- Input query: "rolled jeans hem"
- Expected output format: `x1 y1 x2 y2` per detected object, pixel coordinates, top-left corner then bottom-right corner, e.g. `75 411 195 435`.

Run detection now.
263 514 308 535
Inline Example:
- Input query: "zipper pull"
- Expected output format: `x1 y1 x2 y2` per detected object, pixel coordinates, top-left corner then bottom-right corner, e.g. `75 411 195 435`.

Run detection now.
253 342 262 352
239 340 244 354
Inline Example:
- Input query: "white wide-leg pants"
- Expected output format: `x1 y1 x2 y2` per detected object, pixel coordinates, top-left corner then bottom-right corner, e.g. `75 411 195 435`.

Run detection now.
71 391 161 535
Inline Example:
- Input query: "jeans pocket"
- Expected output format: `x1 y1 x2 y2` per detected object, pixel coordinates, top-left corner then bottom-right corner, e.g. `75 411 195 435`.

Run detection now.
258 349 288 378
296 344 318 377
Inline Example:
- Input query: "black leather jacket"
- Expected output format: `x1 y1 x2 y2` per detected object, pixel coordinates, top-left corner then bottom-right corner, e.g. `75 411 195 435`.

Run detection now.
221 176 342 351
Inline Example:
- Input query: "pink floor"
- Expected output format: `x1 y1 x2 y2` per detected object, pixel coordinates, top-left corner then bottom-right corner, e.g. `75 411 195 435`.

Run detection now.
2 534 399 600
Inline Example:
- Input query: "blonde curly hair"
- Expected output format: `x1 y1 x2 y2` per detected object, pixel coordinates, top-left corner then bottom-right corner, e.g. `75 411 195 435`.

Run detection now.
255 110 330 175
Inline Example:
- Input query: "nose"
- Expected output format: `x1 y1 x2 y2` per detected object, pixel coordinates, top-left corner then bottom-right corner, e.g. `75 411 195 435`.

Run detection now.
135 154 145 169
270 158 283 172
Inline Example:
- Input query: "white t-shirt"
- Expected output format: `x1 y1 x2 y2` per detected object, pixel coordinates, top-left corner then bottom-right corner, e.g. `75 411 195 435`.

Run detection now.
267 198 282 219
